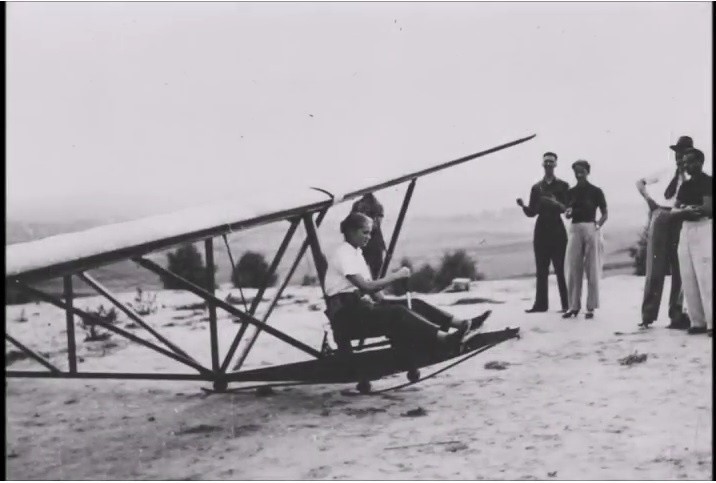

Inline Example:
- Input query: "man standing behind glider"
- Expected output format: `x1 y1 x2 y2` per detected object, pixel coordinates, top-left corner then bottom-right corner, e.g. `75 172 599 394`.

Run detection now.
517 152 570 313
351 193 387 279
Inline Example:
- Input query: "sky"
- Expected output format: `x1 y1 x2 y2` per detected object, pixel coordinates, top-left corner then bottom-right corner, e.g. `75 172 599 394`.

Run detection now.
6 2 713 222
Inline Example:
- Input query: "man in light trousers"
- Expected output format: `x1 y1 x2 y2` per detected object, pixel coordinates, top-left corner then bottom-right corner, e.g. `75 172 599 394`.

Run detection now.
671 147 712 336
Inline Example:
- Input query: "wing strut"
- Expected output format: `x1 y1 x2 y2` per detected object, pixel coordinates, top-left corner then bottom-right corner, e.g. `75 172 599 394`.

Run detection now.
230 208 331 372
380 178 417 278
220 218 302 372
133 257 323 359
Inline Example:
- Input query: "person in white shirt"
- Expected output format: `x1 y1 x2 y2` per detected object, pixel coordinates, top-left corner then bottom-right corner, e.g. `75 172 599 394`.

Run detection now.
324 212 489 353
635 135 692 329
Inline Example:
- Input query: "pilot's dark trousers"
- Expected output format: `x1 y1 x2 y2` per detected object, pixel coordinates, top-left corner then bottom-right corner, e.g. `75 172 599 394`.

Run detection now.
532 219 569 311
326 293 454 350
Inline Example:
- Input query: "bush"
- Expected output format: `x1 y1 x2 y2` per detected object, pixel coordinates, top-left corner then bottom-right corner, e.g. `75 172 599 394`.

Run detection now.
162 243 216 290
434 250 484 291
628 225 646 276
232 251 277 288
628 224 658 276
130 287 158 316
81 305 118 342
410 264 439 294
387 257 437 295
301 274 319 287
6 287 36 305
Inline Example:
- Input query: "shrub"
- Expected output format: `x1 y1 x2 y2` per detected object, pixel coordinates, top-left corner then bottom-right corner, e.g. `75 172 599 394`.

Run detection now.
410 264 438 294
301 273 319 287
434 250 484 291
628 225 649 276
81 305 118 342
130 287 158 316
232 251 277 288
14 309 28 323
162 243 216 290
6 287 36 305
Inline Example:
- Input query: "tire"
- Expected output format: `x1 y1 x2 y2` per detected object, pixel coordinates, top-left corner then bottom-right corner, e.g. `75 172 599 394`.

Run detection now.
407 368 420 383
356 380 372 394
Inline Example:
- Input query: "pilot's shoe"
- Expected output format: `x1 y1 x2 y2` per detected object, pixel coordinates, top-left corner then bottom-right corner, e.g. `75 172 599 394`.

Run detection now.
468 310 492 331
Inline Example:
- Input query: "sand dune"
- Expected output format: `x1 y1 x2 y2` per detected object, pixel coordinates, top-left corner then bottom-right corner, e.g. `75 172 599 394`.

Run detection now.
5 275 712 479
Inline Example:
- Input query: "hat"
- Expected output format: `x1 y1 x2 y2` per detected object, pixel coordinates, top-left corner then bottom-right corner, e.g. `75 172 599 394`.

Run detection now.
670 136 693 152
543 152 558 162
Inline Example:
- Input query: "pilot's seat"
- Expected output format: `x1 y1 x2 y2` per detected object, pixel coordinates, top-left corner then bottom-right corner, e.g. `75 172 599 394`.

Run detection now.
312 245 392 354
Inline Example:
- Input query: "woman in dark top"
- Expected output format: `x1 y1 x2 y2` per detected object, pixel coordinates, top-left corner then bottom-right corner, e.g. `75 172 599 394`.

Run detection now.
670 148 712 335
562 160 608 319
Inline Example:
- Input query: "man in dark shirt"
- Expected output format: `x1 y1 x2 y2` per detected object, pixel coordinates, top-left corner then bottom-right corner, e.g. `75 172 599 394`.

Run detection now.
517 152 570 313
351 193 387 279
671 148 712 335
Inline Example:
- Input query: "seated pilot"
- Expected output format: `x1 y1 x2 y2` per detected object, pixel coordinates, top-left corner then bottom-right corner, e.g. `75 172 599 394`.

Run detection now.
323 212 490 352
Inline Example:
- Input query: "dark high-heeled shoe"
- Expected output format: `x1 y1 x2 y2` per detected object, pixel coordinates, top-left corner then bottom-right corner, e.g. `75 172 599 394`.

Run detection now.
562 310 579 319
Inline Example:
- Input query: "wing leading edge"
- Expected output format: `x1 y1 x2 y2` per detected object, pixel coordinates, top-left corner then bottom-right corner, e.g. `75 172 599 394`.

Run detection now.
6 133 535 282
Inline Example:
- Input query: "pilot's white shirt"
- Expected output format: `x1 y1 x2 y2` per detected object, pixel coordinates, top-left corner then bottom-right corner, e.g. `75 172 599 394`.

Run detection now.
324 241 372 297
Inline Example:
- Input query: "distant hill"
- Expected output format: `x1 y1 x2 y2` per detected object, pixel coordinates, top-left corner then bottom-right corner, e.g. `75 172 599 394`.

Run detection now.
6 201 648 297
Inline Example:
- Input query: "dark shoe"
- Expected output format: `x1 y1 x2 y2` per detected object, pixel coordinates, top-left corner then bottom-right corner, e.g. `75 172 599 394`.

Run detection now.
708 330 713 338
638 320 654 329
562 310 579 319
585 311 594 319
525 307 548 313
687 327 708 335
467 310 492 331
666 321 690 330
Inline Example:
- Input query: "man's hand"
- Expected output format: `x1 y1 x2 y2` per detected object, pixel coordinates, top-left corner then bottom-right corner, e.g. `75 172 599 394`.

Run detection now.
516 198 525 207
391 266 411 281
565 207 573 218
674 205 702 221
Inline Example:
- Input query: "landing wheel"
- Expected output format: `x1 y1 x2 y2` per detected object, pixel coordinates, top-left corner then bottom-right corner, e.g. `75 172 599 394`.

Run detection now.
212 379 228 392
407 368 421 383
356 380 372 394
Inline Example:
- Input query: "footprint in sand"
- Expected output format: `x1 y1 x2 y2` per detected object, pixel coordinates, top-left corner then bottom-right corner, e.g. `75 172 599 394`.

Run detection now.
175 424 223 435
343 407 387 417
306 465 331 478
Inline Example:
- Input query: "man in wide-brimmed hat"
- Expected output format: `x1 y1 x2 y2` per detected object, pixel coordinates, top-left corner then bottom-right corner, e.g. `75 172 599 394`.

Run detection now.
635 135 693 330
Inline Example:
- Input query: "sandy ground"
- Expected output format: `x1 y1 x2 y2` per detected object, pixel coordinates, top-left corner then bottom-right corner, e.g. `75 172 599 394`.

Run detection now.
5 275 712 480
